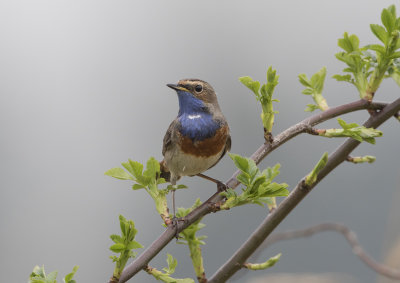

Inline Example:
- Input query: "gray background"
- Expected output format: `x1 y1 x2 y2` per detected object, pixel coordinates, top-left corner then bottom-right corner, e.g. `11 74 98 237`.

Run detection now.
1 1 399 282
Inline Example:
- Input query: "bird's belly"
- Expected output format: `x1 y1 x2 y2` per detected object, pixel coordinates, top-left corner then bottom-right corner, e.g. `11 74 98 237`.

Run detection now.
165 149 222 177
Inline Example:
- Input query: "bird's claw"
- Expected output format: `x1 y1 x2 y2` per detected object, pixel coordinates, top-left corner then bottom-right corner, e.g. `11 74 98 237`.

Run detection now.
171 216 187 239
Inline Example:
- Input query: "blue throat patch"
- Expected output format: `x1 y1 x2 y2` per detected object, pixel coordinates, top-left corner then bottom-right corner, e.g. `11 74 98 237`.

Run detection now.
177 91 220 141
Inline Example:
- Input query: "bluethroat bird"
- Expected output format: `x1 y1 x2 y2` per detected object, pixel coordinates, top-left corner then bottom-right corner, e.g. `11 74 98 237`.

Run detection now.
160 79 231 222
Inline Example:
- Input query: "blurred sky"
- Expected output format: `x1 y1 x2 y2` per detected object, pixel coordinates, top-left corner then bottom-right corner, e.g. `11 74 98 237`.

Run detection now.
0 1 399 282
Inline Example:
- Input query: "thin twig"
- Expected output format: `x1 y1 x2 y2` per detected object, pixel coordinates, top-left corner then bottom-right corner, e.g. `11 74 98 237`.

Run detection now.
118 100 389 283
255 223 400 280
207 98 400 283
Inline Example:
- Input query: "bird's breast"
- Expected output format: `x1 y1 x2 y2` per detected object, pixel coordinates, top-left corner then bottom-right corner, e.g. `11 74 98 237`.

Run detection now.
178 112 220 141
179 124 229 158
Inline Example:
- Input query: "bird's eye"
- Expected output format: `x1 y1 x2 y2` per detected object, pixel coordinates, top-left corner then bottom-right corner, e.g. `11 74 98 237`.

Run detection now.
194 84 203 93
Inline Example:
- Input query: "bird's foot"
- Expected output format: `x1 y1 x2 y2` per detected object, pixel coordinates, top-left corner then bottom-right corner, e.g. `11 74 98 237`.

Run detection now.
171 216 187 239
197 173 228 192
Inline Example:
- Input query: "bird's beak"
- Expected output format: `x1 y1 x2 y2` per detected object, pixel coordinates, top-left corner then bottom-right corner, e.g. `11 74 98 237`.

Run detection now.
167 83 189 92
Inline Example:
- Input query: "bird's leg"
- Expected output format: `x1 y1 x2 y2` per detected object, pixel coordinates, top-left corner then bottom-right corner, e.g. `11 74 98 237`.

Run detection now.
196 173 228 192
169 184 177 222
170 187 180 239
171 188 176 221
169 179 183 239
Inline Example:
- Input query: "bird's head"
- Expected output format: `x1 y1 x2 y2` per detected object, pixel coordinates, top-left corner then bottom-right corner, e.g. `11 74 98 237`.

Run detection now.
167 79 220 116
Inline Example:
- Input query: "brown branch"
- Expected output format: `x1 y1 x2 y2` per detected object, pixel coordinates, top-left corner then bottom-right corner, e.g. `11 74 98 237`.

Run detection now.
207 97 400 283
255 223 400 280
118 99 389 283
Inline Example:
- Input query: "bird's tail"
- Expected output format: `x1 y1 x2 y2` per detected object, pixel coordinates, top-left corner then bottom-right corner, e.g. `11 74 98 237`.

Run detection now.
159 160 171 182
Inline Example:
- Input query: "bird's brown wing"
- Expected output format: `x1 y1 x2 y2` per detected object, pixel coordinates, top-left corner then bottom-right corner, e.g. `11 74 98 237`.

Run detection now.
216 133 231 163
162 119 179 156
160 119 180 182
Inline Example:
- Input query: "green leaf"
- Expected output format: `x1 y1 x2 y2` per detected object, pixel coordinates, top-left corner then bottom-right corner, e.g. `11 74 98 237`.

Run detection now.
229 153 249 173
370 24 388 44
122 161 134 175
381 7 395 33
301 88 314 95
389 51 400 59
224 154 288 210
349 33 360 51
244 253 281 270
300 67 328 111
104 168 133 180
236 172 251 186
349 155 376 164
240 67 279 133
46 271 58 282
305 152 329 186
110 243 126 253
358 127 383 144
305 104 320 112
259 84 269 98
128 160 144 180
387 4 397 17
298 74 311 87
239 76 260 97
110 215 141 280
119 214 128 236
31 266 46 278
166 254 178 274
337 118 358 129
143 157 160 179
266 66 277 83
132 184 145 190
110 234 124 243
391 68 400 86
338 32 359 52
175 279 196 283
332 74 352 82
127 241 144 250
311 67 327 93
320 119 383 144
264 182 290 197
262 164 281 180
251 175 267 193
366 44 386 55
63 266 79 283
30 265 77 283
